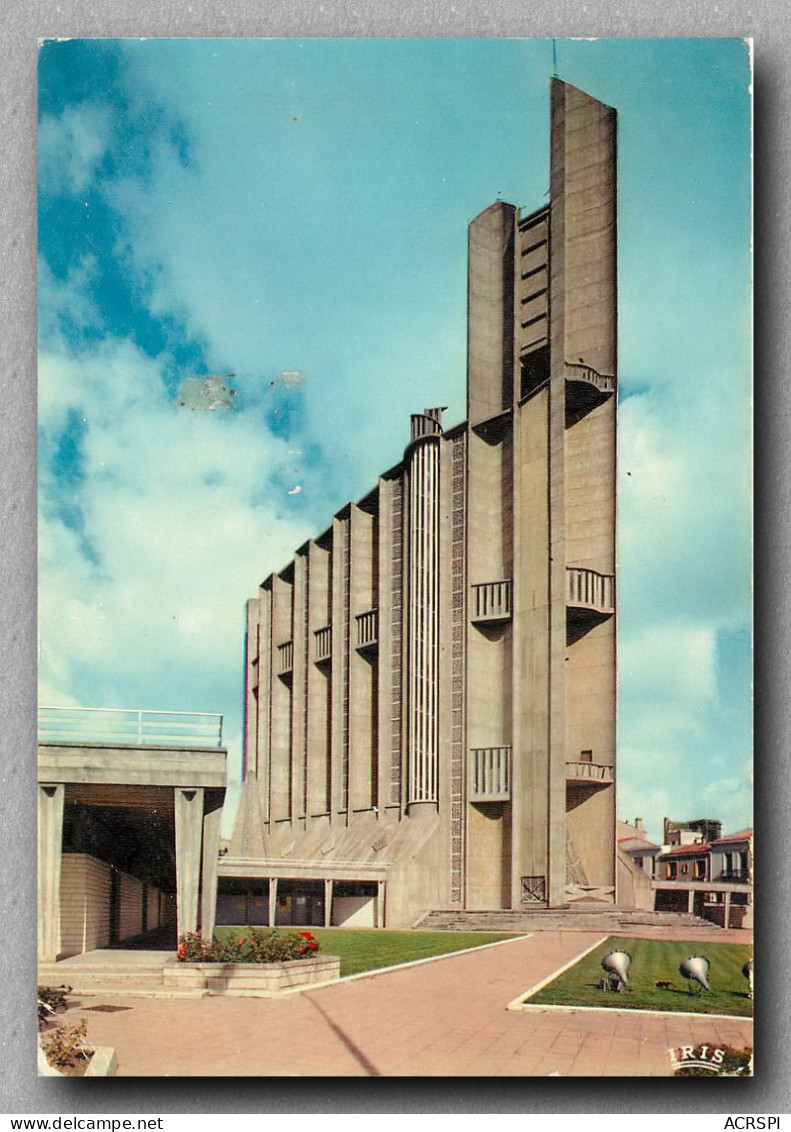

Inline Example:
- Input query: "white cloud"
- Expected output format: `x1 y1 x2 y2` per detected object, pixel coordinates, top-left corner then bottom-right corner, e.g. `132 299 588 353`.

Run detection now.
38 304 318 784
39 103 114 195
37 42 752 843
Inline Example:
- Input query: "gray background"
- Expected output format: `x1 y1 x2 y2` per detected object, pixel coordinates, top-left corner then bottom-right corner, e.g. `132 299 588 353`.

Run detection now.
1 0 785 1114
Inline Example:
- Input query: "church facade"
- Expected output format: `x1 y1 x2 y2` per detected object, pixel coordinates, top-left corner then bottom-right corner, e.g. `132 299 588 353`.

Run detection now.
220 79 618 929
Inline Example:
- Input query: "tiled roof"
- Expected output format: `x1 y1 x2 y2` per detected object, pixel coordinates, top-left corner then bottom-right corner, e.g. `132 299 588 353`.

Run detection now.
711 829 753 846
659 842 710 857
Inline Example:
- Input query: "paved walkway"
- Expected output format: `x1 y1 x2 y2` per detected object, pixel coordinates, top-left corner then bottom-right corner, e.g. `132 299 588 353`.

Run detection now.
56 929 753 1077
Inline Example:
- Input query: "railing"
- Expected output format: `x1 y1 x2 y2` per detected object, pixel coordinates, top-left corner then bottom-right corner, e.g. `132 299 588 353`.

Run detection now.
37 706 224 749
565 760 613 785
564 361 616 394
277 640 294 675
566 567 615 615
356 609 378 650
470 580 512 623
469 746 511 801
314 626 332 664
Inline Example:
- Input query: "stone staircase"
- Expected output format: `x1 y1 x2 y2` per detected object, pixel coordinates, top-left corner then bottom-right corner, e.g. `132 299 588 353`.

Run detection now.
414 907 725 934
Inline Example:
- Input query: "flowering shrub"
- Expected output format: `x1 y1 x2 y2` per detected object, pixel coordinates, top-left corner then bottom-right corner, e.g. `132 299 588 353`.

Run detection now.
176 928 321 964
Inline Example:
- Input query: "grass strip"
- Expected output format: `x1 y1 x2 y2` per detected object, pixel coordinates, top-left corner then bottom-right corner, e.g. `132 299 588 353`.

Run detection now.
215 927 514 978
527 935 753 1017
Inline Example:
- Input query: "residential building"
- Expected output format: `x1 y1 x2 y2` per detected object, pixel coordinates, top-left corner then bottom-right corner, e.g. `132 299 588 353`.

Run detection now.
652 820 753 929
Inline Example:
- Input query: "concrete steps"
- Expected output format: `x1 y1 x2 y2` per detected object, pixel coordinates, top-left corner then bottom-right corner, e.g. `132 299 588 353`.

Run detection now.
415 908 725 934
38 952 174 995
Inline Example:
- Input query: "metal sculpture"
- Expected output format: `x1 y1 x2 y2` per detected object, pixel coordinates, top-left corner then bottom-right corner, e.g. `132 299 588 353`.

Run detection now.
679 955 711 994
742 958 753 998
600 950 631 992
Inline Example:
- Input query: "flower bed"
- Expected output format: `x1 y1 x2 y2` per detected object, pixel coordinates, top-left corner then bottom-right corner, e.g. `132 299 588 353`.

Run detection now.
167 928 340 995
176 927 321 964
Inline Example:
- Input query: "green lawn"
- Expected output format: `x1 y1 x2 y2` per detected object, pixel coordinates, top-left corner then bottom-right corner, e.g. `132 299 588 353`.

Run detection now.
528 936 753 1017
215 927 513 977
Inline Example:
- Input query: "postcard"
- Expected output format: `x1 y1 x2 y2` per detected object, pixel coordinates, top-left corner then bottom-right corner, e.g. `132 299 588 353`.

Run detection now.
37 37 752 1078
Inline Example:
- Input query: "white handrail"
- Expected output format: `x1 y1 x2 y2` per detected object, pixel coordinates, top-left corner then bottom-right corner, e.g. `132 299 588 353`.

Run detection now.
38 706 224 748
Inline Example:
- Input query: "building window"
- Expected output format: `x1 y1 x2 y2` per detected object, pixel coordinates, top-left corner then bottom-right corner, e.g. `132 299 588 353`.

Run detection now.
668 862 677 880
694 859 706 880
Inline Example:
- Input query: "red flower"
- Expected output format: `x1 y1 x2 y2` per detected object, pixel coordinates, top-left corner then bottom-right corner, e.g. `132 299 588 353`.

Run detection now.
309 942 317 950
299 931 314 940
238 938 248 946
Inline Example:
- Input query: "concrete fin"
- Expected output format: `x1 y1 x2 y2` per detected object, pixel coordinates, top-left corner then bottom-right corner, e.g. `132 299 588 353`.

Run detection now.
227 775 267 858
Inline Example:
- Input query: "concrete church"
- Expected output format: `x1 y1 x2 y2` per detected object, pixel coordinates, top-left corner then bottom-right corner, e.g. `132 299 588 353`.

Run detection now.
219 79 618 930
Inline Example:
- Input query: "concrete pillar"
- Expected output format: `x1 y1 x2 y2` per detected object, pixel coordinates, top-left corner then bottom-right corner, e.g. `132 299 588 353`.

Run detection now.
270 574 293 823
291 551 309 825
724 889 732 930
687 888 695 915
257 583 273 824
330 516 348 819
405 419 441 811
174 787 204 939
200 806 222 940
268 878 278 927
376 477 394 815
377 880 386 928
349 504 375 813
37 783 65 961
306 541 331 816
467 201 517 426
243 598 260 781
324 879 333 928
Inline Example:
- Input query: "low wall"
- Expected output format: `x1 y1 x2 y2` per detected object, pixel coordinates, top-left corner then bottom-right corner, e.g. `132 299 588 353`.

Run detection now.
60 854 112 957
58 853 164 957
146 884 161 931
118 873 144 941
163 956 340 994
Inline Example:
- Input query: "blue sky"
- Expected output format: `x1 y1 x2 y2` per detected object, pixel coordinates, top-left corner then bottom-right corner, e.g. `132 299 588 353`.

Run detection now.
37 38 752 843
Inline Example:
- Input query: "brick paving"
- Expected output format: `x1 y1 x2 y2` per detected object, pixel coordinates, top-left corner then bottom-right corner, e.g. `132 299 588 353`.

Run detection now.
57 930 753 1077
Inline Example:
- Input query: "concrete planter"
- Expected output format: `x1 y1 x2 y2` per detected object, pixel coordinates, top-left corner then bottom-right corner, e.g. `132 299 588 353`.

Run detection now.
84 1046 118 1077
38 1042 118 1077
163 955 340 994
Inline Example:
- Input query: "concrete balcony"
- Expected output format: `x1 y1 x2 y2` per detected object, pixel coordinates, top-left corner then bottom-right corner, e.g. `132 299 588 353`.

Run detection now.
470 580 512 624
566 567 615 618
355 609 378 652
314 626 332 665
565 361 616 423
566 760 613 788
469 746 511 802
409 408 444 442
277 640 294 676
